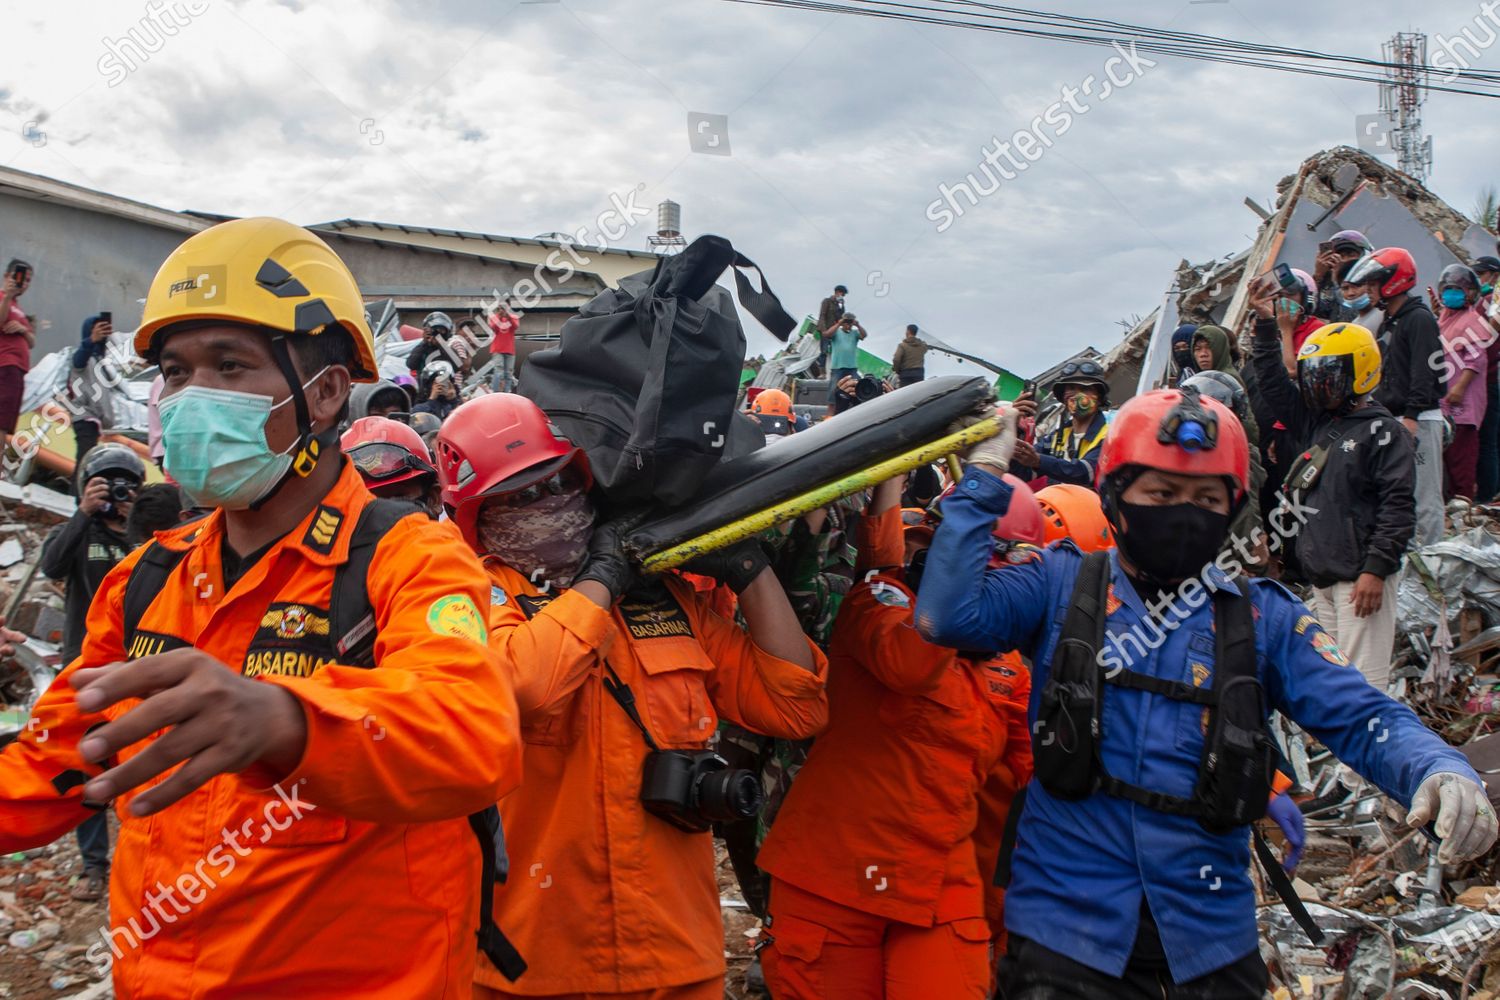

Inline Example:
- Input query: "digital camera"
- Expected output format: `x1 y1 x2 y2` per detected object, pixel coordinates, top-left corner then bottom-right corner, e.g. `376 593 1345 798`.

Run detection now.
640 749 763 833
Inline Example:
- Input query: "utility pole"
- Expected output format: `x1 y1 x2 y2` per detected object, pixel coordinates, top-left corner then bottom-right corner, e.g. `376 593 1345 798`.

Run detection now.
1380 32 1433 182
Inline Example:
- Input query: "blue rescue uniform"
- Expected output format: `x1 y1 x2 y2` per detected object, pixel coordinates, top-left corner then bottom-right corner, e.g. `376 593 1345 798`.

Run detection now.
915 467 1477 983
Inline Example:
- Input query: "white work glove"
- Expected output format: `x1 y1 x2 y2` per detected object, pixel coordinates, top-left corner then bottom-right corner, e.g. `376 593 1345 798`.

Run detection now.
1406 771 1499 864
964 403 1018 471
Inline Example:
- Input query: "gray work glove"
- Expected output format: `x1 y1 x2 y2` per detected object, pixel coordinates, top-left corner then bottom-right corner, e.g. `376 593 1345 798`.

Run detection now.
964 403 1019 471
1406 771 1499 864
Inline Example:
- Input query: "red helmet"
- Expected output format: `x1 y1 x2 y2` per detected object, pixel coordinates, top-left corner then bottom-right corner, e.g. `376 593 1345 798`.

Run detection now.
931 473 1045 546
341 416 436 489
1096 388 1249 499
1345 247 1417 300
1035 483 1113 551
435 394 593 549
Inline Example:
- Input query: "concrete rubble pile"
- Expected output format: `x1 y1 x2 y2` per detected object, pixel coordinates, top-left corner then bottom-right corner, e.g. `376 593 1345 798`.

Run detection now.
1256 502 1500 998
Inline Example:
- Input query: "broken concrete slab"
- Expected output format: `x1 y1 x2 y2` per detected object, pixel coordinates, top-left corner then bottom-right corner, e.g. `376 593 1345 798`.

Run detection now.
0 481 75 520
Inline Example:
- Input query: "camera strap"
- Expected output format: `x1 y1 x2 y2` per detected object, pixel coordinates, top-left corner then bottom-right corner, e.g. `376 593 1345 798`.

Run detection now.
601 662 661 752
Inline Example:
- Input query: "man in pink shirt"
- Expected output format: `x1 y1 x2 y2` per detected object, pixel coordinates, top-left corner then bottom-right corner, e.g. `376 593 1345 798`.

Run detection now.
1436 264 1496 499
0 260 36 457
487 302 519 392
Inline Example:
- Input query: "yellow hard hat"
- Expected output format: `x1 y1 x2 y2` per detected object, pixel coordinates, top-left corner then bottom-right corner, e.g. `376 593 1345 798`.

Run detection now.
136 217 377 381
1296 322 1381 397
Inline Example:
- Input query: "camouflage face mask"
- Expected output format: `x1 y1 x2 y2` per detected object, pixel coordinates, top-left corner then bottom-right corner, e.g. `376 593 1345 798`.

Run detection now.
478 488 594 589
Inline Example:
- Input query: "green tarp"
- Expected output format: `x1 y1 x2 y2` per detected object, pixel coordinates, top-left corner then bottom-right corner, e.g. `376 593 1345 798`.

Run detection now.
856 348 892 379
994 369 1027 401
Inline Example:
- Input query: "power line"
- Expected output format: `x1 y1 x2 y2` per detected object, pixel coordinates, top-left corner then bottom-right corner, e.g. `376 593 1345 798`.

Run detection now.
722 0 1500 99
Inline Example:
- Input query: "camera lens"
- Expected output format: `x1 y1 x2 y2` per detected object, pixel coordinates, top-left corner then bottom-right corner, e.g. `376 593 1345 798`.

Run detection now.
109 481 135 503
694 767 764 822
854 375 882 403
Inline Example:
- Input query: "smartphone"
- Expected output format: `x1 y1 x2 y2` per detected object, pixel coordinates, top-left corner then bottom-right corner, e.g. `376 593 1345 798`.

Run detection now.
99 310 111 325
1022 380 1037 397
6 259 29 283
1317 240 1334 254
1272 263 1299 291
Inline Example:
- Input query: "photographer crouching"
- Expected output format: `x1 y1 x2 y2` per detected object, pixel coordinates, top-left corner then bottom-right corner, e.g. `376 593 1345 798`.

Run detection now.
38 443 145 900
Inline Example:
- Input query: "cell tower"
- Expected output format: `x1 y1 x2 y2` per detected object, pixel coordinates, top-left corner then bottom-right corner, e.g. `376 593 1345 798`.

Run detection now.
1379 32 1433 182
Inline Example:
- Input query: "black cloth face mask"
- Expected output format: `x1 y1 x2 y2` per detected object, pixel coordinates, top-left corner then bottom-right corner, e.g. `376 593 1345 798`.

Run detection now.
1113 499 1229 586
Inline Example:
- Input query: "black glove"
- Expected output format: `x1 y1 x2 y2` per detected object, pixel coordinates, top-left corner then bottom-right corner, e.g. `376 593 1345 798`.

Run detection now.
684 538 770 594
573 520 635 602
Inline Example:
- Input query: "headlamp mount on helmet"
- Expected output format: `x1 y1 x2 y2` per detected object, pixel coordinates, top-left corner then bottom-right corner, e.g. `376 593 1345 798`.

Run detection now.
1155 385 1219 453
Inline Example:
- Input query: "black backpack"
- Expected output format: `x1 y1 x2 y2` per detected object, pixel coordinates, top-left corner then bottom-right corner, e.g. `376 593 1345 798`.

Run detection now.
120 499 526 980
520 234 795 508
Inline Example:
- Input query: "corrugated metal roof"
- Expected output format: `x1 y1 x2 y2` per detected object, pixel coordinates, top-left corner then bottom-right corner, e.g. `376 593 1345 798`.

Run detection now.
312 218 662 260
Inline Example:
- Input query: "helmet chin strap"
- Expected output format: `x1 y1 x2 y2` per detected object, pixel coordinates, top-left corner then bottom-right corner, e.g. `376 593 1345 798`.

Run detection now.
249 334 330 512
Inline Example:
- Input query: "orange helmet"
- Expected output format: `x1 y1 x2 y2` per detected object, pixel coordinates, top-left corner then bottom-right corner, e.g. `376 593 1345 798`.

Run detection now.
752 389 793 418
435 394 592 550
1035 483 1113 551
1096 388 1249 499
341 416 436 490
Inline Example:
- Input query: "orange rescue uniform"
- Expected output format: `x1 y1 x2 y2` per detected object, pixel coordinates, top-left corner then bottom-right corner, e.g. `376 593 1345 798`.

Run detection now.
0 462 522 999
971 650 1032 969
756 505 1031 999
475 562 828 997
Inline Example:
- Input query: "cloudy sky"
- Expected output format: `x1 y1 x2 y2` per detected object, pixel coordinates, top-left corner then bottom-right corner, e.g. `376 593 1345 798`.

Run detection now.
2 0 1497 377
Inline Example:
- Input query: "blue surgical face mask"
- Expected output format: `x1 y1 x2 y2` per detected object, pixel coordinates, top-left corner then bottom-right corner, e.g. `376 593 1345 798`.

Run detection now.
1441 287 1469 309
158 369 327 509
1341 293 1371 312
1277 297 1302 317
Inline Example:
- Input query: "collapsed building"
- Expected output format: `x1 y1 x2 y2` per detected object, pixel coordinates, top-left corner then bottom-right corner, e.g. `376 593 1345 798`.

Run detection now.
1102 145 1498 399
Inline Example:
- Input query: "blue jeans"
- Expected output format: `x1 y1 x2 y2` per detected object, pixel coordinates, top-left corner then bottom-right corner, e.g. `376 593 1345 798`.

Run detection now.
489 352 515 393
76 810 109 876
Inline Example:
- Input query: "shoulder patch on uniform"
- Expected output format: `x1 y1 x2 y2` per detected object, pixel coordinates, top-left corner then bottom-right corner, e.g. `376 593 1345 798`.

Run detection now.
1105 584 1122 616
1308 628 1351 667
303 504 344 554
427 594 487 643
1294 613 1318 635
869 582 911 608
1004 542 1044 565
490 585 508 607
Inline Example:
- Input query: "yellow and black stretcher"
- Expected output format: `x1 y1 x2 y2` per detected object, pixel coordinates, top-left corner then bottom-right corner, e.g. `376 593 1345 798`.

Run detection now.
627 375 999 572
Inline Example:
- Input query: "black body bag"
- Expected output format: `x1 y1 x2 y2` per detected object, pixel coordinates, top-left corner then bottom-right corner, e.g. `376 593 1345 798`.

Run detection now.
521 234 794 507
